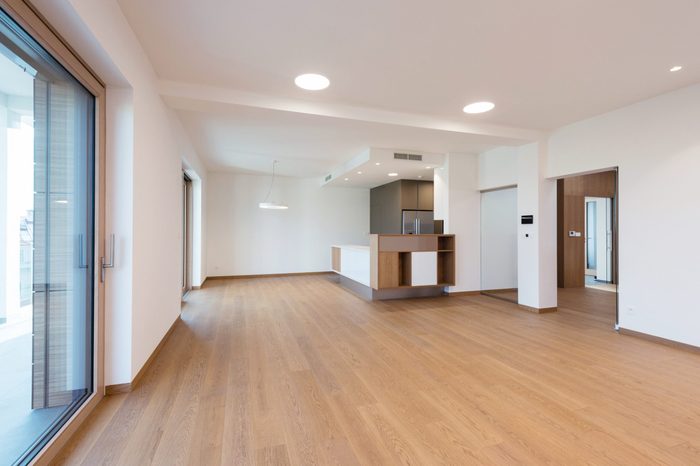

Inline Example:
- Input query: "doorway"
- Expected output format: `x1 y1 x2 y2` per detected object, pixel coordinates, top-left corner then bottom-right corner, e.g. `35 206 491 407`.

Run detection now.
480 186 518 303
584 197 616 292
182 173 193 296
557 170 618 326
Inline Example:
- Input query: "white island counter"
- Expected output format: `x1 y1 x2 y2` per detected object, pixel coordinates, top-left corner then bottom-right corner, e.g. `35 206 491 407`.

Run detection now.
331 245 370 286
331 234 456 300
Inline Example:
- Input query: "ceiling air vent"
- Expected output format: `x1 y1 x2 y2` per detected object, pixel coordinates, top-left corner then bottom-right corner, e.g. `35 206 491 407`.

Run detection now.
394 152 423 161
325 174 332 182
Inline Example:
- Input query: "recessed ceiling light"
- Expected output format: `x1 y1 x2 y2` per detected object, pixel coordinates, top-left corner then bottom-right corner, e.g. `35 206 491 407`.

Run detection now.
357 171 363 175
375 162 381 166
418 175 423 178
463 101 495 114
388 172 398 177
670 65 683 72
294 73 330 90
425 166 432 169
344 177 349 181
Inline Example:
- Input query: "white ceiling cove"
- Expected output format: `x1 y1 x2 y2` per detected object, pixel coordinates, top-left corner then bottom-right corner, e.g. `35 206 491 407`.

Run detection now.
119 0 700 176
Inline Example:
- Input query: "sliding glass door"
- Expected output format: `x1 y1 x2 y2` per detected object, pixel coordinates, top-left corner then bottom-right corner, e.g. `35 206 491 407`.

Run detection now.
0 6 95 465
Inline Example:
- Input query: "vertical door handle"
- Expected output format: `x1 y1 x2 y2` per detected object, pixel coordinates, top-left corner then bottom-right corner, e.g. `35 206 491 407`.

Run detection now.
100 234 115 283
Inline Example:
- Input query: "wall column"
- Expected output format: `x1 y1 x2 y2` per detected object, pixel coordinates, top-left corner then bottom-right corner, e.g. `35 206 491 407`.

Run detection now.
517 142 558 310
435 153 481 293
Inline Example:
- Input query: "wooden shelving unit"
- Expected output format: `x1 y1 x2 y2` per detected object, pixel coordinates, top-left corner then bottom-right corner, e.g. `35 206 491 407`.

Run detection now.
370 234 456 290
437 235 455 286
399 252 412 286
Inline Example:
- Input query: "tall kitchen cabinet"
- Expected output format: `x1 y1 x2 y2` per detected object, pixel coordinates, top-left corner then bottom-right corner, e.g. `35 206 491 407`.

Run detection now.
370 180 434 234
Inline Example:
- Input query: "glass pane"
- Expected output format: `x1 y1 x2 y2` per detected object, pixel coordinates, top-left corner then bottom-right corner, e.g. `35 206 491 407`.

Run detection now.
0 7 95 465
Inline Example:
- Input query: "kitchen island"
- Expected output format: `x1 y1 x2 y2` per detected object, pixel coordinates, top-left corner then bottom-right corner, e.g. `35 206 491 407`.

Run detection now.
331 234 455 300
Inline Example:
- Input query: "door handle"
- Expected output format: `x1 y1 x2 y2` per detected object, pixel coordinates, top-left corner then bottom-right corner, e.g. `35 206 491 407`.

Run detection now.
100 234 115 283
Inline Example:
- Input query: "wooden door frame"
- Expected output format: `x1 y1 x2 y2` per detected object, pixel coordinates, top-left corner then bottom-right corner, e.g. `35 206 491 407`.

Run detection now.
0 1 106 464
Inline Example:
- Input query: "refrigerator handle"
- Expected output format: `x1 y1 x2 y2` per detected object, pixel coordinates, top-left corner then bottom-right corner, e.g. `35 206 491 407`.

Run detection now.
415 217 420 235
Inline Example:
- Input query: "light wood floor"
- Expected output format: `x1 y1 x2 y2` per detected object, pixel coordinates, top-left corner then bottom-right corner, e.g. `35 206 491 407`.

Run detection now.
55 275 700 465
481 289 518 304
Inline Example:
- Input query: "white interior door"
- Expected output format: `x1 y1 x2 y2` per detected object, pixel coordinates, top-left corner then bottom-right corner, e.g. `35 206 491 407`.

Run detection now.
480 188 518 291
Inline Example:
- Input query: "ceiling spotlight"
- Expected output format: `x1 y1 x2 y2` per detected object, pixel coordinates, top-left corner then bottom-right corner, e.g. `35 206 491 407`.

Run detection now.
375 162 381 166
344 177 349 181
670 65 683 72
425 166 432 169
294 73 330 90
463 101 495 114
357 171 363 175
418 175 423 178
388 172 398 177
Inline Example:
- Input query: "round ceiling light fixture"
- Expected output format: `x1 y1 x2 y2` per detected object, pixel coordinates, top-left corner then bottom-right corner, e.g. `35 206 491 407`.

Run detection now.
463 101 495 114
388 172 399 177
669 65 683 72
294 73 330 90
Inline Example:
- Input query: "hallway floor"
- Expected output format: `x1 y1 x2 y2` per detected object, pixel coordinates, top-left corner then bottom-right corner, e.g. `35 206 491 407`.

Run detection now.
56 275 699 465
585 274 618 293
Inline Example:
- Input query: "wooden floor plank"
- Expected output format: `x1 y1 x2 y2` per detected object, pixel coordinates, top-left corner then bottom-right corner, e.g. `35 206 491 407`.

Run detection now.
56 275 700 465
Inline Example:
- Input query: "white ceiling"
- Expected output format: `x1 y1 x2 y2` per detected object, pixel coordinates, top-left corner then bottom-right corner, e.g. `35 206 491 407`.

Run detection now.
118 0 700 176
169 99 520 178
322 149 444 189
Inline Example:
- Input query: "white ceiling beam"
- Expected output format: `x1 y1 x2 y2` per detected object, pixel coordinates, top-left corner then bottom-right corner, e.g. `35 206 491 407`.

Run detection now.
159 80 544 143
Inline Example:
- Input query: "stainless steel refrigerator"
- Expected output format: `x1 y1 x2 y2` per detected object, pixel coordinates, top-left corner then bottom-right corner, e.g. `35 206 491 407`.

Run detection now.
402 210 434 234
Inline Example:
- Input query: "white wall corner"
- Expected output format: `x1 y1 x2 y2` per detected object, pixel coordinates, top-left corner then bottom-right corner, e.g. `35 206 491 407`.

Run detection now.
478 146 519 191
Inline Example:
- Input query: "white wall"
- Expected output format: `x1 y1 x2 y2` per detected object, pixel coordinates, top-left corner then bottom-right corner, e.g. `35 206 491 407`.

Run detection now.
480 188 518 290
435 154 481 293
433 163 449 225
207 173 369 276
517 142 557 310
548 82 700 346
104 88 133 384
478 144 558 308
35 0 208 384
479 146 518 190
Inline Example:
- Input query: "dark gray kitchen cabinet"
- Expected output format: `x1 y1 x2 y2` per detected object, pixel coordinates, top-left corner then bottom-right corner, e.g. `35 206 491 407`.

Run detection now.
370 180 434 234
